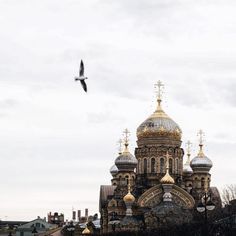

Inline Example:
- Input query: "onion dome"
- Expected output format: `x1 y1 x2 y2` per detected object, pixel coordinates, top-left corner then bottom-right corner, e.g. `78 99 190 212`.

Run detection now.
183 162 193 175
136 81 182 142
115 129 137 172
161 171 175 184
82 225 91 235
123 192 135 203
123 179 135 203
110 164 118 177
161 153 175 184
190 130 213 173
183 141 193 175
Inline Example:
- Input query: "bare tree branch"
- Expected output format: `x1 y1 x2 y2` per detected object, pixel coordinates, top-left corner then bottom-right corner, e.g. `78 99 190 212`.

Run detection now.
221 184 236 205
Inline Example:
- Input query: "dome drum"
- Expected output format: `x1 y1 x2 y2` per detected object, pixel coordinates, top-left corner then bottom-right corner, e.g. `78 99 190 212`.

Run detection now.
137 136 182 148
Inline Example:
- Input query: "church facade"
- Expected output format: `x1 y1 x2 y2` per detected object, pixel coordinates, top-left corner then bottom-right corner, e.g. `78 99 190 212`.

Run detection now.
99 81 221 233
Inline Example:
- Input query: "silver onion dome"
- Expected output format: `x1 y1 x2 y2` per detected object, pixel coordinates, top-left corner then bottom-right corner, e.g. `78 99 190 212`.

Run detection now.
190 154 213 172
183 141 193 175
190 130 213 173
183 163 193 175
110 164 118 177
115 149 137 172
115 129 137 171
190 143 213 173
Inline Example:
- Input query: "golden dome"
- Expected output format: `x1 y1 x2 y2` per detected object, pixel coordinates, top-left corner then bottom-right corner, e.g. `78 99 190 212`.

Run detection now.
160 172 175 184
136 83 182 141
160 152 175 184
82 226 91 235
123 192 135 203
123 176 135 203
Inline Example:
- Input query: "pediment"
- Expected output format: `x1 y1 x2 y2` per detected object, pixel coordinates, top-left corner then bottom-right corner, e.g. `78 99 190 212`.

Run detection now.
137 184 195 209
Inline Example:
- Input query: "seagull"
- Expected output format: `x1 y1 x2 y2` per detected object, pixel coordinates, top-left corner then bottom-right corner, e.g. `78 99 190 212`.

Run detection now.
75 60 88 92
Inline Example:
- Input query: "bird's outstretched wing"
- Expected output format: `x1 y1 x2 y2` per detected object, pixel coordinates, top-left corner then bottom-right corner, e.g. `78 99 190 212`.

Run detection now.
79 60 84 77
80 79 87 92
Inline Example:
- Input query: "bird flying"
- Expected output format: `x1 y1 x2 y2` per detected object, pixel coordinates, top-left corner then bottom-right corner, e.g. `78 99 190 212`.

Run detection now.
75 60 88 92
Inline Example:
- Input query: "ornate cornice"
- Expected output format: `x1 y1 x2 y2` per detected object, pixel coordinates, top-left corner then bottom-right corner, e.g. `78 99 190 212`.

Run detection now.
135 146 184 158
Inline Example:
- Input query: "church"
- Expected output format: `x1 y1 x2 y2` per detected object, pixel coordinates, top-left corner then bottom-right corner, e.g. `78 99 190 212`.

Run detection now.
99 81 222 233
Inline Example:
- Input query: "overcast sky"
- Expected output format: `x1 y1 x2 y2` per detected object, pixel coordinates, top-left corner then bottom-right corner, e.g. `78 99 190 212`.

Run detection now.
0 0 236 221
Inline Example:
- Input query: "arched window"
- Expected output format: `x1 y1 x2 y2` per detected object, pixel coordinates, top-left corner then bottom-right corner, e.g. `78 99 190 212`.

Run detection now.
125 175 129 185
144 159 147 174
138 159 141 173
151 158 155 173
201 178 205 189
176 159 179 174
160 158 164 173
169 158 173 174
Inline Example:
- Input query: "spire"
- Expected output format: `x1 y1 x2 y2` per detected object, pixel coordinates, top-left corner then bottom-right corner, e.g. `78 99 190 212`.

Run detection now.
186 140 192 164
123 176 135 203
117 138 123 155
197 129 205 157
160 152 175 184
166 151 170 172
154 80 164 110
123 128 130 153
123 176 135 216
127 176 131 193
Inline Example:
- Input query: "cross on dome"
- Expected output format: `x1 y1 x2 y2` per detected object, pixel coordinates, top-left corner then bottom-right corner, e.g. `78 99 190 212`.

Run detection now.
198 129 204 146
117 138 123 155
127 175 131 193
123 128 130 145
165 151 170 170
160 151 175 184
154 80 164 104
123 128 130 152
197 129 205 157
186 140 192 156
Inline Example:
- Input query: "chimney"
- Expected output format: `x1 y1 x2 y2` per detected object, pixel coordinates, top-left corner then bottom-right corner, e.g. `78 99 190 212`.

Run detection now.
85 208 88 218
77 210 81 222
72 211 76 220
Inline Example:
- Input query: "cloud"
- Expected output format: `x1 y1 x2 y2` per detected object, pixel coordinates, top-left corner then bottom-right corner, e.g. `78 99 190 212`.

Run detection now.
0 99 18 108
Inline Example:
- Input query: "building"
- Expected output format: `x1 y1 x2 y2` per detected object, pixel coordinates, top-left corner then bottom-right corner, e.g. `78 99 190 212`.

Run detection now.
16 217 57 236
99 81 222 233
48 212 64 226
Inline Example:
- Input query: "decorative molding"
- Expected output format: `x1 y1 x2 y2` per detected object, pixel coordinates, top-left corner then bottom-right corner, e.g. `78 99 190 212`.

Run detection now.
137 184 195 209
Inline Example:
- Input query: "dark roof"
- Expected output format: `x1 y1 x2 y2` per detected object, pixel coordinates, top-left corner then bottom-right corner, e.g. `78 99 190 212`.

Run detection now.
99 185 116 211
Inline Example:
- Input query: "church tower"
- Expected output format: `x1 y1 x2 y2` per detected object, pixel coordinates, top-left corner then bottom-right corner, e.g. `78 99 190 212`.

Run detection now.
135 81 184 191
182 141 193 193
114 129 137 197
190 130 213 198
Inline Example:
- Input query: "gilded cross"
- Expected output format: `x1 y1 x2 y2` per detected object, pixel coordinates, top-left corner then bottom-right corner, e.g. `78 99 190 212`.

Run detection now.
186 140 192 155
154 80 164 100
128 175 131 193
198 129 204 146
117 138 123 154
166 151 169 169
123 128 130 145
